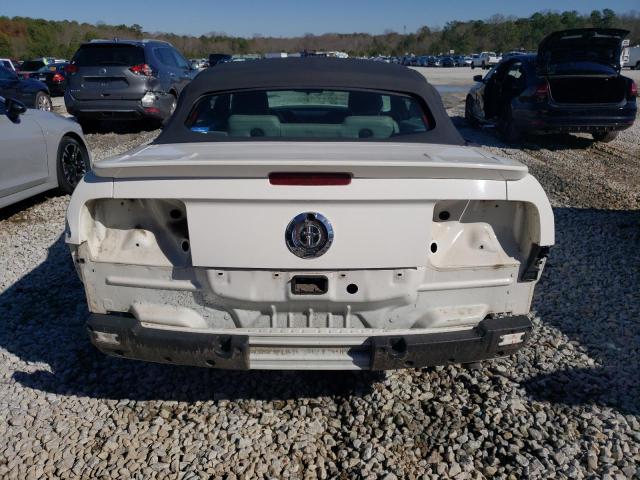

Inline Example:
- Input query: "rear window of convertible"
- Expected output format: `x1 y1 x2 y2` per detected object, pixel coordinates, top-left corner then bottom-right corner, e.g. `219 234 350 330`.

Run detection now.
185 89 433 140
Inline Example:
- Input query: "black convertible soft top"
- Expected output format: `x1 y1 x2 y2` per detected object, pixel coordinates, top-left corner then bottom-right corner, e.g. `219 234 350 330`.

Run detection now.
155 57 464 145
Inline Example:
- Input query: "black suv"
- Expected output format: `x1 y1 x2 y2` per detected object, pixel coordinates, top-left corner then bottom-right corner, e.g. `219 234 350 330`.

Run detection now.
65 39 197 129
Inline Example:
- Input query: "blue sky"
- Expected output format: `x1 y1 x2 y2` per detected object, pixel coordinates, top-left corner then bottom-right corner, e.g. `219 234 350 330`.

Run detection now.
3 0 637 37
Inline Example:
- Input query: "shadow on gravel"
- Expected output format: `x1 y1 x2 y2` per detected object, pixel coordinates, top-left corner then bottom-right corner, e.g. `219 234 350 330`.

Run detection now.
451 115 598 151
523 208 640 415
79 119 161 135
1 208 637 409
0 191 63 221
0 235 382 401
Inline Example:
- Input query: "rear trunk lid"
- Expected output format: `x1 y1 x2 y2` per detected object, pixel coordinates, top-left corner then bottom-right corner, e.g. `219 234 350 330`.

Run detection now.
100 142 525 270
68 43 149 100
537 28 629 76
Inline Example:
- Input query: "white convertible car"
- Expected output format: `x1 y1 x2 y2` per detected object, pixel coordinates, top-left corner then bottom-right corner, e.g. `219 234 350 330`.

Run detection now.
66 58 554 370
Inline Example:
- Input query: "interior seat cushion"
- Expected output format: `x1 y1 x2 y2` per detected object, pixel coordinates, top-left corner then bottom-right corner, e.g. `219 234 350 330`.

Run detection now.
341 116 399 139
228 115 281 137
280 123 343 138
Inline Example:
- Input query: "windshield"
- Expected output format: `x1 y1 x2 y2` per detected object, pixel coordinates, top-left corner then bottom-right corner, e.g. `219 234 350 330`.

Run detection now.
186 89 432 140
73 44 145 66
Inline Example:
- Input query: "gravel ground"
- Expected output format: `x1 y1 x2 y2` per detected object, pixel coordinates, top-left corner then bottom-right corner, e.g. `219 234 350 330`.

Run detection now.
1 73 639 479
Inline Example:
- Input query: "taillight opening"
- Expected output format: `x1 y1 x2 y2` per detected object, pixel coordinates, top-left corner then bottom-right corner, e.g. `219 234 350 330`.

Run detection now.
129 64 153 76
52 73 64 83
629 80 638 99
64 64 78 74
534 81 549 102
269 172 352 186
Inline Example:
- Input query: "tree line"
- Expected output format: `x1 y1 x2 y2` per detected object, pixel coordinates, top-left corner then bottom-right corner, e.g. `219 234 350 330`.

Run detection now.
0 9 638 60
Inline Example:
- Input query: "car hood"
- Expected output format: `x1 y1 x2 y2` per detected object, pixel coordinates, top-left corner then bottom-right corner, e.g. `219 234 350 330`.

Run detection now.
537 28 629 75
91 142 528 181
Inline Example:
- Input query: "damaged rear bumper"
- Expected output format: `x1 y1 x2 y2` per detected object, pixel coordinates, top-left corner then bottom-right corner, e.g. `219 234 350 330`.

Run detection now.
87 314 533 370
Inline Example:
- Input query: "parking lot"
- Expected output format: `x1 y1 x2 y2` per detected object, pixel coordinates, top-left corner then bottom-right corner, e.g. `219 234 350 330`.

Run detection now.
1 67 639 479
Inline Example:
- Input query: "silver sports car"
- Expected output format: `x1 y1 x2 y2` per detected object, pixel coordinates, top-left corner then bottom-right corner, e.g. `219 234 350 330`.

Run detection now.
0 97 90 209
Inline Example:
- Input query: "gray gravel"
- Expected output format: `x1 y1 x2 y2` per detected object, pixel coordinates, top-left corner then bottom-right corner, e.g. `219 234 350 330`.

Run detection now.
0 89 639 479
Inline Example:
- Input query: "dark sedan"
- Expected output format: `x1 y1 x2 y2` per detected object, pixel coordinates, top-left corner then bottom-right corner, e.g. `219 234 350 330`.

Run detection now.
440 57 455 68
465 28 637 142
16 59 46 79
0 66 52 111
34 63 68 96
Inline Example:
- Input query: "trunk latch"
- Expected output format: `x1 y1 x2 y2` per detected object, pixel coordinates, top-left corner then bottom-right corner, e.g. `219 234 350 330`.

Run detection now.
291 276 329 295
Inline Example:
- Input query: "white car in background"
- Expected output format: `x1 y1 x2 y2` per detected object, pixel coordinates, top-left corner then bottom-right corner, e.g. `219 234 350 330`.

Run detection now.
0 97 90 209
0 58 16 71
66 58 554 371
472 52 501 69
622 45 640 70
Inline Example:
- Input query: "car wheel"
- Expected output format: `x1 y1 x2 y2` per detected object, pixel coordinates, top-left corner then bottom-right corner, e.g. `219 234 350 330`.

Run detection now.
35 91 52 111
591 131 618 143
465 96 478 127
157 93 178 129
168 93 178 116
635 61 640 71
482 62 486 70
498 106 521 143
471 64 475 70
56 136 90 194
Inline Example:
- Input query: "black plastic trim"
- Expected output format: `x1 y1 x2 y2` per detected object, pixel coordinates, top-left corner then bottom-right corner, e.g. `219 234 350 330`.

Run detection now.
87 314 249 369
369 315 532 370
88 314 532 370
521 244 550 282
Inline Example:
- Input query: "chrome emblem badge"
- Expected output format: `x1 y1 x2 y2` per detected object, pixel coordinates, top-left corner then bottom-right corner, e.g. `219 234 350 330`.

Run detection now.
285 212 333 259
98 67 107 75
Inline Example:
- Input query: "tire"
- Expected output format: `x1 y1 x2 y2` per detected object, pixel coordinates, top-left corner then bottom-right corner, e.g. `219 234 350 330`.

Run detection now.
465 96 478 127
168 93 178 116
35 91 52 111
482 62 486 70
498 105 521 143
591 131 618 143
56 136 90 194
636 61 640 71
471 64 475 70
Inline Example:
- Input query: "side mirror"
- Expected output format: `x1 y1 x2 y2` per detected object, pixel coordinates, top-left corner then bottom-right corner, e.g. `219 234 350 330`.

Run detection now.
5 98 27 120
473 75 484 82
